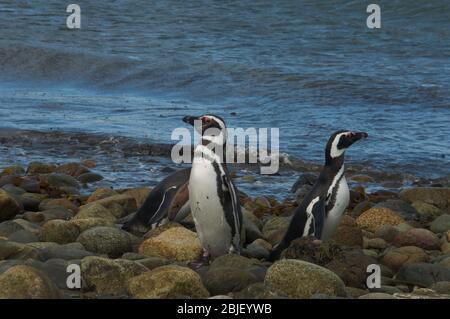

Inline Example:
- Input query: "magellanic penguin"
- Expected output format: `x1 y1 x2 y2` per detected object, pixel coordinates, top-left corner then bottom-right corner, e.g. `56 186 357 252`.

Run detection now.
122 168 191 235
183 114 243 262
270 130 368 260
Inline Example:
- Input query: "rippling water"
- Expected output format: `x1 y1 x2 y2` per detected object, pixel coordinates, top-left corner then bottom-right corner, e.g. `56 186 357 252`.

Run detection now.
0 1 449 196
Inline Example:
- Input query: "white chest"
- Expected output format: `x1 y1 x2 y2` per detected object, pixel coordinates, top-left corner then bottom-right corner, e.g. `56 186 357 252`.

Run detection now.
321 175 350 240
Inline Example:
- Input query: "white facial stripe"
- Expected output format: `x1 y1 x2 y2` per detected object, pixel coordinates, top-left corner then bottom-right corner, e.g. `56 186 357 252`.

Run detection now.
303 196 319 236
330 132 349 158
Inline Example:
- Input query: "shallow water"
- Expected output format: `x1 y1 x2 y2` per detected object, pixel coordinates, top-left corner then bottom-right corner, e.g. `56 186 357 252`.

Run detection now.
0 1 449 197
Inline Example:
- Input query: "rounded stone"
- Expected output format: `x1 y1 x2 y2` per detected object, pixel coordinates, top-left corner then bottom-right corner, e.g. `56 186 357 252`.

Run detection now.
265 259 346 299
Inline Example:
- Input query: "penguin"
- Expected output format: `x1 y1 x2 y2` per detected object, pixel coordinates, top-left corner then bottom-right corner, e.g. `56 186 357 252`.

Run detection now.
183 114 243 262
122 167 191 235
270 130 368 260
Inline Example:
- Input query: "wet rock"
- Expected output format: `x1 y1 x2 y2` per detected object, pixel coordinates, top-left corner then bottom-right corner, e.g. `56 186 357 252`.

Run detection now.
8 230 39 243
78 173 103 184
393 228 440 250
22 211 45 223
41 219 80 244
39 173 80 189
77 226 132 258
0 240 43 260
262 216 291 246
356 207 405 232
430 214 450 234
19 177 41 193
70 218 114 232
55 162 90 177
395 262 450 287
204 254 266 295
39 198 79 214
81 256 147 295
74 203 116 222
127 265 209 299
0 189 22 221
380 246 428 272
139 227 202 262
331 215 363 247
412 201 443 217
0 265 60 298
438 256 450 269
400 187 450 210
231 283 288 299
19 193 47 211
349 175 374 183
265 259 346 299
26 162 56 175
374 225 400 243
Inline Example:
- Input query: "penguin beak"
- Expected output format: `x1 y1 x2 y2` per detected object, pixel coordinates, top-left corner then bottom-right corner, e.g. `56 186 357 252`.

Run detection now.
182 116 199 126
350 132 368 144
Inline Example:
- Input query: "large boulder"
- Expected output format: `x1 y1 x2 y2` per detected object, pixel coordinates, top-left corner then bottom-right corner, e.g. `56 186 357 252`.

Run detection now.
81 256 147 295
0 265 60 298
430 214 450 234
265 259 346 298
77 226 132 258
204 254 266 295
0 189 22 221
0 240 42 261
41 219 80 244
89 194 137 217
74 203 117 222
139 227 202 262
356 207 405 232
127 265 209 299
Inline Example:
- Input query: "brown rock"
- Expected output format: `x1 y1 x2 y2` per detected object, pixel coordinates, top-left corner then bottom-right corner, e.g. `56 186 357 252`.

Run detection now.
0 189 22 221
380 246 428 272
127 265 209 299
393 228 440 250
356 207 405 232
139 227 202 262
0 265 60 298
41 219 81 244
87 188 118 203
331 215 363 247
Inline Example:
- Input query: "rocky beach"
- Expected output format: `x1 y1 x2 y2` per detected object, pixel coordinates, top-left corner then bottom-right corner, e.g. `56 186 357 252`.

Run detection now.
0 160 449 299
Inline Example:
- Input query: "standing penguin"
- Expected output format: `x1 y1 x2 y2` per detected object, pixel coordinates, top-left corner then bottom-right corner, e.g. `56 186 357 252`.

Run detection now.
270 130 368 260
183 114 243 263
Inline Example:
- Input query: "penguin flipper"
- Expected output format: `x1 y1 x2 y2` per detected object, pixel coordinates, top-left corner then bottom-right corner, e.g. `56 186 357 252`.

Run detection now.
311 197 326 239
146 186 179 226
221 173 243 252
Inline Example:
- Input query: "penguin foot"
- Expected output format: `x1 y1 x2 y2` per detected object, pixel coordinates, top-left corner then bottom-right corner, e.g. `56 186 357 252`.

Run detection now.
188 251 210 269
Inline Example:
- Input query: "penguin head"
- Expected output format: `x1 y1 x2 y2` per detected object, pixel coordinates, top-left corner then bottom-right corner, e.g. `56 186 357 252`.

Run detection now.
326 130 368 163
183 114 227 145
